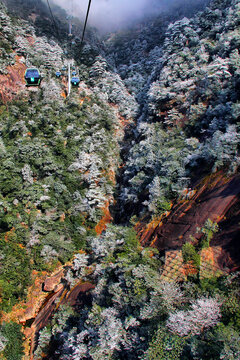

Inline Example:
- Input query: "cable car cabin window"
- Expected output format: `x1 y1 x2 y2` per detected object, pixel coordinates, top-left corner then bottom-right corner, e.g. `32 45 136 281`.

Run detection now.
24 68 41 86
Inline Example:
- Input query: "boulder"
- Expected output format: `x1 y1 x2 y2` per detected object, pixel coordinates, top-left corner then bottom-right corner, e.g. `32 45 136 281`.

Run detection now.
43 269 64 292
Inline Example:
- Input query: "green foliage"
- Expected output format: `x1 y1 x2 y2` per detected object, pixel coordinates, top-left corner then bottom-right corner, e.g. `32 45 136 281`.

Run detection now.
0 157 22 196
155 198 172 215
133 277 147 300
182 242 200 269
0 37 12 53
33 326 52 360
199 276 225 296
182 331 222 360
0 322 24 360
198 219 219 248
147 327 185 360
0 25 120 307
221 295 240 330
123 228 139 253
117 228 144 266
30 244 48 271
129 215 138 225
0 237 31 311
215 324 240 360
123 125 191 218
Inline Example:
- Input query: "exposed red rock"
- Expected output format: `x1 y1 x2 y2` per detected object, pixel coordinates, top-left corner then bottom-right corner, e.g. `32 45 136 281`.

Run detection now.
0 54 27 102
137 172 240 271
28 281 94 358
211 198 240 270
61 281 95 307
95 200 113 235
0 258 95 358
43 269 64 292
33 288 65 332
29 287 66 358
1 270 48 325
199 246 229 279
135 215 169 247
6 263 94 359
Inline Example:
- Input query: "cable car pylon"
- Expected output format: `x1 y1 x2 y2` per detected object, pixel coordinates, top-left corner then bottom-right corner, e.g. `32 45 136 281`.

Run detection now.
68 0 73 37
67 62 71 97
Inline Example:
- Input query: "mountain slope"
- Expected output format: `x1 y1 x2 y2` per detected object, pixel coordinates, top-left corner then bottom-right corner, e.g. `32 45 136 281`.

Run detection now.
0 0 137 314
0 0 239 359
116 0 240 221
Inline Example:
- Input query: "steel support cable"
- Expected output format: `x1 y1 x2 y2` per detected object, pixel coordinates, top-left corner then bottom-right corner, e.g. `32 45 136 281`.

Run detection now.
46 0 60 38
80 0 92 47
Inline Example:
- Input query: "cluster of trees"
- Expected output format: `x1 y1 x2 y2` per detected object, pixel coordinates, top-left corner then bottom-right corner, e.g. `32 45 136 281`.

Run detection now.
110 0 240 220
147 0 240 169
88 56 138 120
0 322 24 360
33 223 240 359
0 0 138 313
0 88 123 310
3 0 74 41
104 0 212 105
0 2 15 72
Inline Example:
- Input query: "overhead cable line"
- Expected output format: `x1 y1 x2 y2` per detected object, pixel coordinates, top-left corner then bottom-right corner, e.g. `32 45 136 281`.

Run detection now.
46 0 60 38
80 0 92 47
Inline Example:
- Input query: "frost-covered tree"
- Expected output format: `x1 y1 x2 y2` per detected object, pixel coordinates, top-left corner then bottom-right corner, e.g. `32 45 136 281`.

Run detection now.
0 332 7 352
167 298 221 337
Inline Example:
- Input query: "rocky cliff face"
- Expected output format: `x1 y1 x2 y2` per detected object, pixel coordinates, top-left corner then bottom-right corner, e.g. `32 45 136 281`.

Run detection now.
137 171 240 270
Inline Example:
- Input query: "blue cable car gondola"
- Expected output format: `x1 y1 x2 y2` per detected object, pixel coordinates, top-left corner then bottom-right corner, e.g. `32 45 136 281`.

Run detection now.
24 68 41 86
56 71 62 78
71 76 80 86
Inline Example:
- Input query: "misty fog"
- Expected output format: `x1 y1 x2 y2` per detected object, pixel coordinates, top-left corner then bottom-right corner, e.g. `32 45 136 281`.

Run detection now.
52 0 210 33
